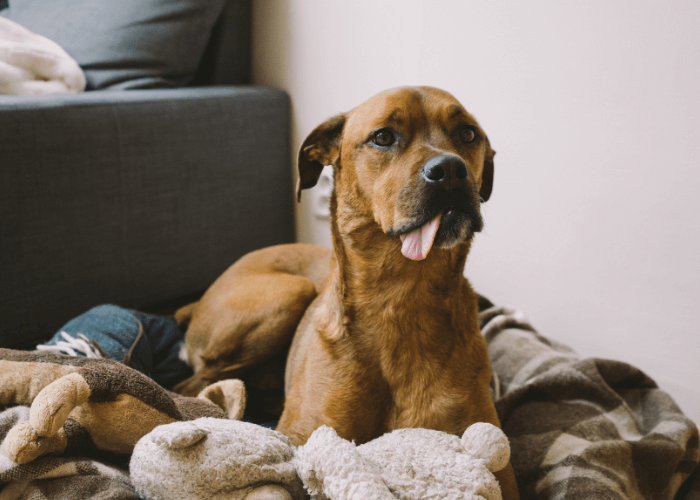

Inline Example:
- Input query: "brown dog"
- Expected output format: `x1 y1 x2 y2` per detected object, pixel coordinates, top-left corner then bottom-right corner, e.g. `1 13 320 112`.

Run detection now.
175 86 519 498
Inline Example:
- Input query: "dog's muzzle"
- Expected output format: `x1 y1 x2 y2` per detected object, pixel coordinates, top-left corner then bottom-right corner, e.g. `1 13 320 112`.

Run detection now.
421 155 469 194
396 155 483 260
420 155 474 209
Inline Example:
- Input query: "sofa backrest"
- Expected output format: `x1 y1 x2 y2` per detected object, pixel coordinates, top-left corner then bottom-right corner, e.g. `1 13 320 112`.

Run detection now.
193 0 252 86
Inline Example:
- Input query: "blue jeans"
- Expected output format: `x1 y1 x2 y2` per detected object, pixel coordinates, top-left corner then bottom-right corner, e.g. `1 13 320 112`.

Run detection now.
39 304 193 390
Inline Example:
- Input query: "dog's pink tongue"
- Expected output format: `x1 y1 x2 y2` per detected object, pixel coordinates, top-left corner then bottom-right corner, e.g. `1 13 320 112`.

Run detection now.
400 214 441 261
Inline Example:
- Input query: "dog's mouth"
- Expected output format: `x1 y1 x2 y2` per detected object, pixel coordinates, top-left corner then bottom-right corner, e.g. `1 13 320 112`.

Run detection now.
391 176 484 260
396 206 483 261
399 212 442 260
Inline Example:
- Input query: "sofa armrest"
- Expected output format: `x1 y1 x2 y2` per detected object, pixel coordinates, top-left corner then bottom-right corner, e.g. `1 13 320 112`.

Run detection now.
0 86 294 348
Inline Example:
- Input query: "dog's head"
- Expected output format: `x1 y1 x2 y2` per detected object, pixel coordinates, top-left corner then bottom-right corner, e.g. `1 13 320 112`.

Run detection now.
298 86 494 261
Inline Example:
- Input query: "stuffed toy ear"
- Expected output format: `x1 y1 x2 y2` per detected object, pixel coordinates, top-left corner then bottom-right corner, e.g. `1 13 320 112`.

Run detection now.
152 421 209 450
294 425 395 500
197 379 247 420
461 422 510 473
296 114 346 202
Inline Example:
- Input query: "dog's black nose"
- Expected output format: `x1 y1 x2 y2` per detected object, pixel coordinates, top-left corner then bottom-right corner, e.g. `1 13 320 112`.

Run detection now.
421 155 468 192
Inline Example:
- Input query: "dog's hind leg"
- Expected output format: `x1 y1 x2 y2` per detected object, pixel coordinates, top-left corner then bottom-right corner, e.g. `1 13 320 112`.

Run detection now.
173 244 332 397
173 301 198 330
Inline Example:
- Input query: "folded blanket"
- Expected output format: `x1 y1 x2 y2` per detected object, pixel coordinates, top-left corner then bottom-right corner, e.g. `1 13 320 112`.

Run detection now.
0 16 85 95
0 406 140 500
482 306 700 500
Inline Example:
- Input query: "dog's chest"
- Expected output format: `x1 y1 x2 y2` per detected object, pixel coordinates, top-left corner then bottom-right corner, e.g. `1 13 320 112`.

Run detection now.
359 334 473 433
369 315 488 434
383 379 471 435
331 275 488 439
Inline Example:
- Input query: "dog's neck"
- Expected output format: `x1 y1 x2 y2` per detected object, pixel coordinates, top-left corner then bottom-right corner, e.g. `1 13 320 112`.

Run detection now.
328 190 477 345
323 189 483 420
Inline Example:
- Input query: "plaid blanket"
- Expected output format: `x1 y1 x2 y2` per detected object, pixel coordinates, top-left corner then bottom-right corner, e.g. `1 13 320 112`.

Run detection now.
0 406 140 499
482 305 700 500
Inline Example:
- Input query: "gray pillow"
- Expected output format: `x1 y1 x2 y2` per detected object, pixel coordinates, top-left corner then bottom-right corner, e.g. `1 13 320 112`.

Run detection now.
1 0 226 90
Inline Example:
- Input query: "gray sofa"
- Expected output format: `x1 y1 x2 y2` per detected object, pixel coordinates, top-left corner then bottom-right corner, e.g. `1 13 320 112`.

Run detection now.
0 0 295 349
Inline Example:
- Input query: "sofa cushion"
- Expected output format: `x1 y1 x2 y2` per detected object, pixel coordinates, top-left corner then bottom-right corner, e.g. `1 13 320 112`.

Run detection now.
0 87 293 349
1 0 226 90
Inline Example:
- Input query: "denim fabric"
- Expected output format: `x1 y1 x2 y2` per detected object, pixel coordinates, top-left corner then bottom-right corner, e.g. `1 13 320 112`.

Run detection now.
43 304 192 390
133 311 194 390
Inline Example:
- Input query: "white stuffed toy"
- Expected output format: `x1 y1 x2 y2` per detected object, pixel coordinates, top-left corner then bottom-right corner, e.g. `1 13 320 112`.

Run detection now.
295 423 510 500
131 413 510 500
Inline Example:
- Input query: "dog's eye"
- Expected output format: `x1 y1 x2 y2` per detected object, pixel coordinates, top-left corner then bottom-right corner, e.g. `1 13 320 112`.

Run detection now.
459 127 476 144
371 129 395 148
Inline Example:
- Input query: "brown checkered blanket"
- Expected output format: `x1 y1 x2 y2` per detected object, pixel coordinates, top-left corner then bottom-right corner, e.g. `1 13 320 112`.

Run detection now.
1 305 698 499
482 305 700 500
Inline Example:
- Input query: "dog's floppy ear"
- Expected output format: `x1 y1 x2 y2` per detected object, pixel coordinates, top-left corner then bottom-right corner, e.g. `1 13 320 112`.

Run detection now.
297 114 346 202
480 135 495 202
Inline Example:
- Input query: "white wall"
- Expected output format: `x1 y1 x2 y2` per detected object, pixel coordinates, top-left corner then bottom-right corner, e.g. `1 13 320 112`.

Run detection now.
251 0 700 423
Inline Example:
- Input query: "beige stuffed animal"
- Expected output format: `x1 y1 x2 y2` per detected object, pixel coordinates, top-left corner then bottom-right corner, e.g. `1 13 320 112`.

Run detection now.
130 418 510 500
130 418 306 500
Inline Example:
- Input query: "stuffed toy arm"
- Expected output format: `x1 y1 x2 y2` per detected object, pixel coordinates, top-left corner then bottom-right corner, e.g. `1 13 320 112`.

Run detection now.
461 422 510 473
294 426 395 500
5 372 95 463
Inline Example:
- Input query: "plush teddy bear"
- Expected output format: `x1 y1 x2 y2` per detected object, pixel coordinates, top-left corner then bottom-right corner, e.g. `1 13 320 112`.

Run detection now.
130 416 510 500
295 423 510 500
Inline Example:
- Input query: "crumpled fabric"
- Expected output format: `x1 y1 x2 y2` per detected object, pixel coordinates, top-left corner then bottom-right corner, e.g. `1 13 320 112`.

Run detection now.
0 15 85 95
